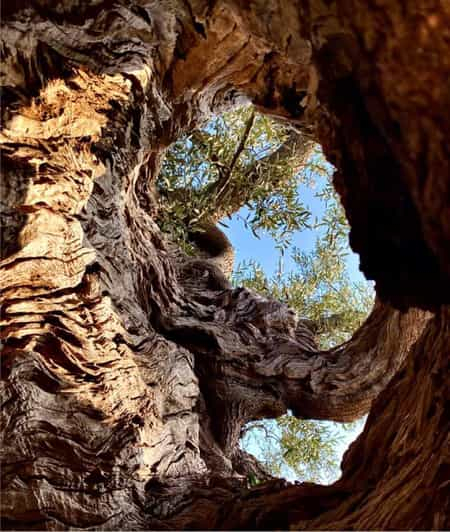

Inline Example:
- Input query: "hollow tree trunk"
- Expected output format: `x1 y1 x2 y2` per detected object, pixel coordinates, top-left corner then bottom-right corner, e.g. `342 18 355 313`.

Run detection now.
1 1 449 530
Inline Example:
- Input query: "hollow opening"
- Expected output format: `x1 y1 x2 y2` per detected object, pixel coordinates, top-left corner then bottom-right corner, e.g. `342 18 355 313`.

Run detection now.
240 414 367 484
156 104 374 484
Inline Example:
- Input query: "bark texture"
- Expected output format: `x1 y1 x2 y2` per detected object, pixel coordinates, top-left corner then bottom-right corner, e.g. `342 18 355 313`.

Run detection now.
1 1 449 530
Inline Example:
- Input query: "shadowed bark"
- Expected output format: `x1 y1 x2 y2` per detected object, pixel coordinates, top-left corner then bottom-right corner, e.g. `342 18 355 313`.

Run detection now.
1 1 449 530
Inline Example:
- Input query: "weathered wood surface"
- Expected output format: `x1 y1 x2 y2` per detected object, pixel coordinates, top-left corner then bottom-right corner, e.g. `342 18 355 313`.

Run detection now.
1 1 449 529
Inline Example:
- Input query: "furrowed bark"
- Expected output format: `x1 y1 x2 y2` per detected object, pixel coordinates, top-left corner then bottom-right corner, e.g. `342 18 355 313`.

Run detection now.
164 306 449 530
165 275 430 442
1 1 449 530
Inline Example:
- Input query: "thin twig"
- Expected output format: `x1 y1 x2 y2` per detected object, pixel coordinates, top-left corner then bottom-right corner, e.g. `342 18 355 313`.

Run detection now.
190 109 256 226
213 108 256 204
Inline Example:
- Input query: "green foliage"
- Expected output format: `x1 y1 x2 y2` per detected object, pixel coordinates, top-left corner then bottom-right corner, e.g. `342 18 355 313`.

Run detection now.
278 417 338 480
246 472 262 488
241 416 348 483
157 106 314 251
233 249 372 350
233 177 373 349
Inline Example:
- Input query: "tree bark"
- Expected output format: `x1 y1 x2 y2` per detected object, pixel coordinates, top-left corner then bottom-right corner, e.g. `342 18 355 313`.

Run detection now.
1 1 449 530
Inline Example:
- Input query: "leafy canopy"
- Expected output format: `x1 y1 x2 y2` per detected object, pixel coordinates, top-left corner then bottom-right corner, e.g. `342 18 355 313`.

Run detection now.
157 106 315 251
241 416 348 483
233 177 373 349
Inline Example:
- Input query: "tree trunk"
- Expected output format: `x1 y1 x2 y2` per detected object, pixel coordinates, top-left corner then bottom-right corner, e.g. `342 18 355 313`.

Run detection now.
1 1 448 530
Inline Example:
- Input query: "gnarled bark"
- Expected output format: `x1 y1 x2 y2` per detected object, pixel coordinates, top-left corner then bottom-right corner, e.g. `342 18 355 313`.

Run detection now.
1 1 449 530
